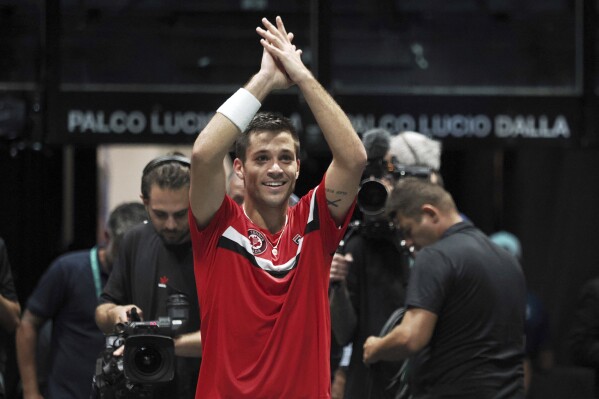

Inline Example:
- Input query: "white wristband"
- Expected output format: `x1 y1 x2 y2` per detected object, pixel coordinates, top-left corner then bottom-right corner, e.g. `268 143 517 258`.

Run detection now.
216 88 261 132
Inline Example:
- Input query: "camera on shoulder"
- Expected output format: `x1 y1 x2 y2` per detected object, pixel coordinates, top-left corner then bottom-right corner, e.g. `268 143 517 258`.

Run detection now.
92 294 190 398
357 156 432 217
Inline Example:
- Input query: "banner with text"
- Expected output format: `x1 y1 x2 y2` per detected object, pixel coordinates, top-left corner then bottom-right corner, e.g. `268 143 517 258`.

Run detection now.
50 91 581 149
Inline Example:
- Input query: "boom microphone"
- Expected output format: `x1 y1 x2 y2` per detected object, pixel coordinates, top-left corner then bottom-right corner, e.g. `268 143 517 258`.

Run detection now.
362 128 392 160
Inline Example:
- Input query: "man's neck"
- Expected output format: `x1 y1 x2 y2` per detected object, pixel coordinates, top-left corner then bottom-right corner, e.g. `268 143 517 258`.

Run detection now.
242 203 288 234
438 211 464 236
97 247 110 274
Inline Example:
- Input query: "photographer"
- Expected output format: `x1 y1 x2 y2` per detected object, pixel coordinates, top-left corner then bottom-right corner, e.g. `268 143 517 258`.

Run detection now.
329 129 441 399
95 154 201 399
363 178 526 398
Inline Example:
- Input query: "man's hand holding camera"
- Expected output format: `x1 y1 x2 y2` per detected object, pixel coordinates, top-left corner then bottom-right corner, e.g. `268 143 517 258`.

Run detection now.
104 305 142 357
112 304 144 325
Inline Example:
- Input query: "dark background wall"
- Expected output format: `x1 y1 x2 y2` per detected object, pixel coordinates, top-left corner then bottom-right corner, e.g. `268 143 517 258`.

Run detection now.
1 0 599 382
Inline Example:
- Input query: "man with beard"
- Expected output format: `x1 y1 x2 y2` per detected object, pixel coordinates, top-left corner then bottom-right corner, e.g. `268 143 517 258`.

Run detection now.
95 153 201 399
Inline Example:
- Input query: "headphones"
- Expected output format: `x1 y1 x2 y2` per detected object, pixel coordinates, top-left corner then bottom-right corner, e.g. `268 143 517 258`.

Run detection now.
142 154 191 178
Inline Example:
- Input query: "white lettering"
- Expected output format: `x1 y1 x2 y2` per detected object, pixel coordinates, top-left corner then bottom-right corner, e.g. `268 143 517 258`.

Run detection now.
81 111 97 132
151 111 212 135
552 116 570 138
494 114 570 138
67 110 147 134
127 111 146 134
419 114 491 138
109 111 127 134
151 112 163 134
68 110 84 132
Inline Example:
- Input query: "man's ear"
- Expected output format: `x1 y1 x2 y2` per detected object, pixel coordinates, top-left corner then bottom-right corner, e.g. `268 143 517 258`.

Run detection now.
295 159 301 179
140 194 149 207
422 204 439 222
233 158 244 179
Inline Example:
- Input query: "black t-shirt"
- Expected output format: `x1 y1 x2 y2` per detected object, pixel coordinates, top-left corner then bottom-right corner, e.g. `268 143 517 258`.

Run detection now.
406 222 526 399
100 222 200 399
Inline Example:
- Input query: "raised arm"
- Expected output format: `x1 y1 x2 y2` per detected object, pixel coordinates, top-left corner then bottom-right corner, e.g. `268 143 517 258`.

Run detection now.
298 78 366 224
190 18 298 228
257 16 367 224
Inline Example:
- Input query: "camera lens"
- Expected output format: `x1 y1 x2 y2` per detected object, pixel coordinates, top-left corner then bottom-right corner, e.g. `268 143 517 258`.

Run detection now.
124 335 175 383
358 179 389 215
133 345 162 374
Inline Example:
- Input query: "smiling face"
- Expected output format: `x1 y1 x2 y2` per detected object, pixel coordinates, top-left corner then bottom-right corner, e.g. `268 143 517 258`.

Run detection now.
235 130 300 211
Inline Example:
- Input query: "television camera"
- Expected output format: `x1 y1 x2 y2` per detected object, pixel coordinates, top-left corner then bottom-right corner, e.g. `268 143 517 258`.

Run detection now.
91 293 190 398
348 155 433 253
357 156 432 217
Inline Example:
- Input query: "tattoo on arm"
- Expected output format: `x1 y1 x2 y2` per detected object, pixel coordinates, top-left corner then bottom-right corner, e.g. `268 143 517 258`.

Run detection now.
327 198 341 207
326 188 349 208
326 188 349 196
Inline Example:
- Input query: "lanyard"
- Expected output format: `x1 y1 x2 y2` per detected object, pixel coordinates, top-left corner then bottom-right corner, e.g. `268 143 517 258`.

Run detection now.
89 246 102 299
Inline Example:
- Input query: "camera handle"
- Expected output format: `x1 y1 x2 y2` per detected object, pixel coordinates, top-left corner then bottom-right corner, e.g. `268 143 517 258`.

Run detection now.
129 307 141 322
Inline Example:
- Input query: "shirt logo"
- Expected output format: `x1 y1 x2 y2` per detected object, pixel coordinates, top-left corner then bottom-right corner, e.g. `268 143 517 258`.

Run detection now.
248 229 267 255
293 234 302 245
159 276 169 288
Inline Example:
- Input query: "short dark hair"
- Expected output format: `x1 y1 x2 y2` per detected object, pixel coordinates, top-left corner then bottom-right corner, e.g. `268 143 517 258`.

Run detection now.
141 152 190 199
235 112 300 163
107 202 147 240
105 202 147 266
385 177 455 221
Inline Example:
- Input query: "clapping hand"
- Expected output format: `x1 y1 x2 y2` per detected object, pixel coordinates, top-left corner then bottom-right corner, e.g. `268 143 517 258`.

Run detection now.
256 16 309 90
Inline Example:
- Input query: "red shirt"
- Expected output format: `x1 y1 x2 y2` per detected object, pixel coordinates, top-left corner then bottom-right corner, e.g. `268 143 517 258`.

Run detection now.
190 177 353 398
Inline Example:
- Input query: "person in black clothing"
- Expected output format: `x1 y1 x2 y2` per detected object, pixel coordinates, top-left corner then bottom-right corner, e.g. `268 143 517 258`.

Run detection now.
16 202 146 399
329 128 440 399
363 178 527 399
0 238 20 398
569 277 599 398
95 154 201 399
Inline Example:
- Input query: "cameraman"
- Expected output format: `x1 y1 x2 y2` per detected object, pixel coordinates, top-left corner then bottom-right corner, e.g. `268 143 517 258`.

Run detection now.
95 154 201 399
329 129 441 399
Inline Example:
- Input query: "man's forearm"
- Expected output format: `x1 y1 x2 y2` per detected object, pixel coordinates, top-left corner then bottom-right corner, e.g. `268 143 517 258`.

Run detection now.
95 303 118 334
329 283 357 346
16 320 41 397
194 72 269 165
0 294 21 332
174 330 202 357
296 76 365 168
